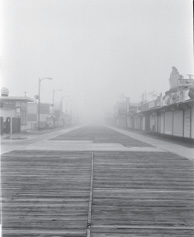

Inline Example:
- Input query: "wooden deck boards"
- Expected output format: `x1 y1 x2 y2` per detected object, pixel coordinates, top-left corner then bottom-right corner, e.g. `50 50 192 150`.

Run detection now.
1 151 92 237
51 126 152 147
1 126 194 237
91 151 194 236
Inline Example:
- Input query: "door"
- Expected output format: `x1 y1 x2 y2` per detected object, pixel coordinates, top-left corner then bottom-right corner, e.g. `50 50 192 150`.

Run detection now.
164 111 173 135
173 110 183 137
184 109 190 138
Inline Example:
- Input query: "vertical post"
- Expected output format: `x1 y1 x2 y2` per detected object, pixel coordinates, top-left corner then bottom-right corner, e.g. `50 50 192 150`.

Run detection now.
37 77 52 130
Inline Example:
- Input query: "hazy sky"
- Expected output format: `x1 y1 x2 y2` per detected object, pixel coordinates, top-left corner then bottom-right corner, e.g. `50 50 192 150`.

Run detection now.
0 0 193 116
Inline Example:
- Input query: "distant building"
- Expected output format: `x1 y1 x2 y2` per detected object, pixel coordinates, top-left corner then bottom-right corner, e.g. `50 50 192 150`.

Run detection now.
113 96 139 128
27 103 54 130
123 68 194 139
0 93 34 134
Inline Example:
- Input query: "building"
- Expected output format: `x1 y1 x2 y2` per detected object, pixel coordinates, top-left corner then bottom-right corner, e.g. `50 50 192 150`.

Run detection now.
114 67 194 140
27 102 55 130
0 88 34 134
132 67 194 139
27 102 66 130
114 97 131 128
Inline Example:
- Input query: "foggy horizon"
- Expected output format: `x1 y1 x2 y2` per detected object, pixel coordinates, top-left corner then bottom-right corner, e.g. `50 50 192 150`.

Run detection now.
0 0 193 121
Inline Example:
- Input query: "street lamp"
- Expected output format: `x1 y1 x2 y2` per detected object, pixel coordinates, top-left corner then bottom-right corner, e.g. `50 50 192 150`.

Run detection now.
38 77 52 130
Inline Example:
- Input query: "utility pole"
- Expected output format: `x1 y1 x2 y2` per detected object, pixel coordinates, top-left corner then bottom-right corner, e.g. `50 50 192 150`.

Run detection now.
37 77 52 130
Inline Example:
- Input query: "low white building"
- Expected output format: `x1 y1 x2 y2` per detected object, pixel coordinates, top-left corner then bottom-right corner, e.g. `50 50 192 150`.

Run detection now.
0 95 33 134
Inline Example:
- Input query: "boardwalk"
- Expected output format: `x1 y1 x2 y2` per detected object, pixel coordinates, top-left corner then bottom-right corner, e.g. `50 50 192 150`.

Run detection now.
1 126 194 236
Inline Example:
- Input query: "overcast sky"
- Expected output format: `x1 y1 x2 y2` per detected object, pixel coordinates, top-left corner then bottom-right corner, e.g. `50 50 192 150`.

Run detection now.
0 0 193 117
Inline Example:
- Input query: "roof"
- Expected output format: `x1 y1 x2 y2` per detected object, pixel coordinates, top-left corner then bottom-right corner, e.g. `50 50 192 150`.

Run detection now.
0 96 34 102
139 98 194 114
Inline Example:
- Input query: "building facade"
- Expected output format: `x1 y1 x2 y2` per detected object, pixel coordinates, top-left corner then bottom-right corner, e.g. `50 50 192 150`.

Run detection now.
0 95 33 134
27 103 55 130
114 68 194 140
136 99 194 139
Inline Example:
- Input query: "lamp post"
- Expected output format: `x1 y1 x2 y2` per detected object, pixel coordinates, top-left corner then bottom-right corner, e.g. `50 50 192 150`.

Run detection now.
38 77 52 130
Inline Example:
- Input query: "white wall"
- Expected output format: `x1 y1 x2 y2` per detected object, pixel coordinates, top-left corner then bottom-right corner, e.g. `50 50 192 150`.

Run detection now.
28 103 37 114
142 117 145 131
184 108 191 138
0 108 15 118
173 110 183 137
164 111 173 135
160 113 165 134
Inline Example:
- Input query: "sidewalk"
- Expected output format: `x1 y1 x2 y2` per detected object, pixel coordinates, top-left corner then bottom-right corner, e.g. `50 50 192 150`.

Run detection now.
109 126 194 161
127 129 194 148
0 125 81 154
1 126 70 140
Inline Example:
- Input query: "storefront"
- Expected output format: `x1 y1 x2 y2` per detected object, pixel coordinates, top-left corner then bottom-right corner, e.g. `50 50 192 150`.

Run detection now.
173 110 183 136
137 99 194 139
0 96 33 134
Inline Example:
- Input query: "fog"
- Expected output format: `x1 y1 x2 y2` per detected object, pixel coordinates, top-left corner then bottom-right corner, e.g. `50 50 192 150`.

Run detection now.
0 0 193 124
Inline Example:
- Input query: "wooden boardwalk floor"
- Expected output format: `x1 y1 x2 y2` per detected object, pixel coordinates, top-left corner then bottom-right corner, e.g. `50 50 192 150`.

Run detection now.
92 151 194 236
51 126 152 147
1 126 194 236
1 150 92 237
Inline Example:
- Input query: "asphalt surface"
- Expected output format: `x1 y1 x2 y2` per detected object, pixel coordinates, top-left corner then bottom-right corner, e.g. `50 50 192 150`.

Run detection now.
1 125 194 236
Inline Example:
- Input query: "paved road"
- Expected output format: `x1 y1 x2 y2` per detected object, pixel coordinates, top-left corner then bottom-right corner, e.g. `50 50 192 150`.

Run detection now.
1 125 194 236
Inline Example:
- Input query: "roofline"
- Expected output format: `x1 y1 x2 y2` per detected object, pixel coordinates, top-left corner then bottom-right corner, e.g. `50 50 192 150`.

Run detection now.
0 96 34 102
138 99 194 114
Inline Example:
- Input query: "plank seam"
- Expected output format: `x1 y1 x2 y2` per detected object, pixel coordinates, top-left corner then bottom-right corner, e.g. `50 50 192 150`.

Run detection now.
87 151 94 237
93 225 194 230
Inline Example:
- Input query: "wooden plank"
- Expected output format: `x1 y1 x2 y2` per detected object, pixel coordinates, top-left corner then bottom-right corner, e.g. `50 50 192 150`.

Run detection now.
1 151 92 236
2 126 194 236
91 151 194 236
